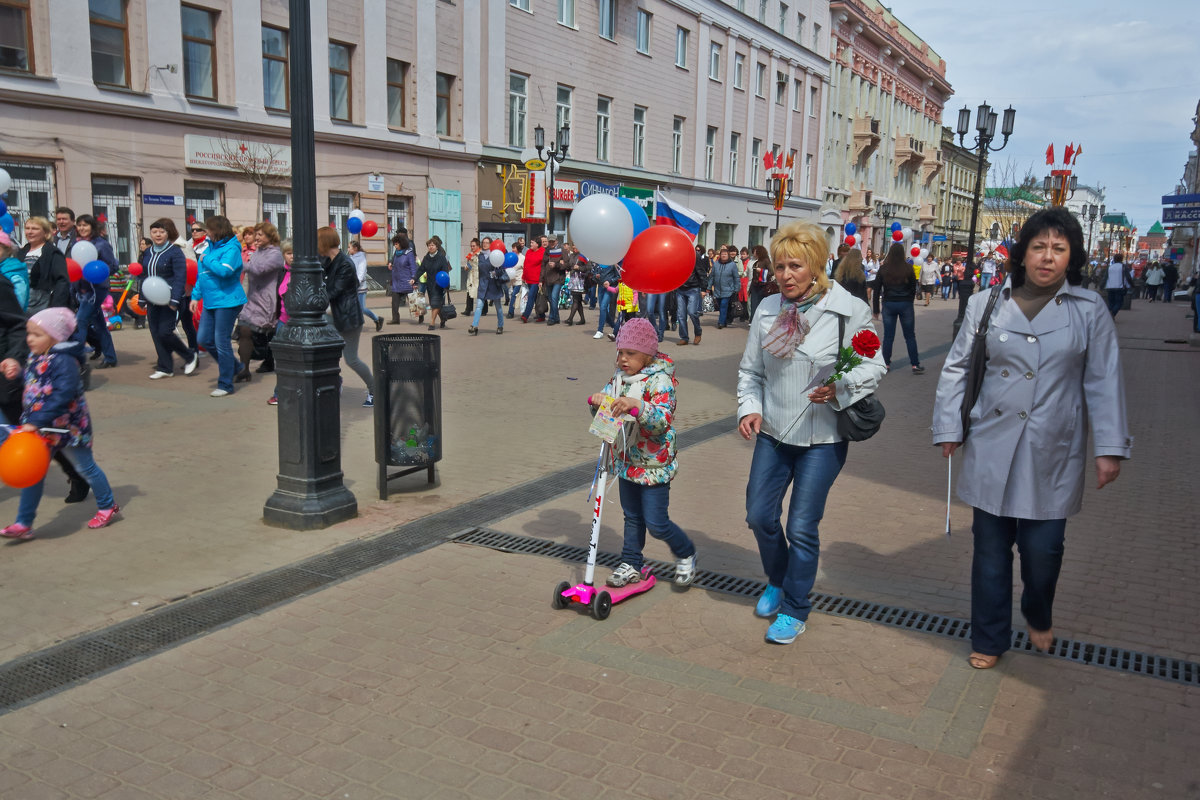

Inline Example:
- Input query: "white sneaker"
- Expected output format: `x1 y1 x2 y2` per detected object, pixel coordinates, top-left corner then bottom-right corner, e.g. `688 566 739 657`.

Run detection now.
593 331 605 339
183 352 200 375
606 563 643 587
674 554 697 587
148 371 173 380
210 389 230 397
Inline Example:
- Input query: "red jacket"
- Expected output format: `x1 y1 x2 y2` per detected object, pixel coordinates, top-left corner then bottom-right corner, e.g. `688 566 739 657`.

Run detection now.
523 246 544 285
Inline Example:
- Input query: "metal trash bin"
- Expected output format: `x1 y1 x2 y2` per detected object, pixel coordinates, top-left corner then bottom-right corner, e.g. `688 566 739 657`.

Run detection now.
373 333 442 498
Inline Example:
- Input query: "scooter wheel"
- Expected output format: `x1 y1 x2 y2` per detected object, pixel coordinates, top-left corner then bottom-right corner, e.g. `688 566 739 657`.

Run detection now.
552 581 571 609
591 590 612 621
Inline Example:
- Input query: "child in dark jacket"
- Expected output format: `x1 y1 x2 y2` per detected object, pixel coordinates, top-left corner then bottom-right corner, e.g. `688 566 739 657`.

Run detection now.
0 308 119 540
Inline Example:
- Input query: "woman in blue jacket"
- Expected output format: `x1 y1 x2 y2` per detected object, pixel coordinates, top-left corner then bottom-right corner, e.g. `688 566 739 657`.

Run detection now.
189 216 246 397
388 232 418 324
140 217 195 379
72 214 119 368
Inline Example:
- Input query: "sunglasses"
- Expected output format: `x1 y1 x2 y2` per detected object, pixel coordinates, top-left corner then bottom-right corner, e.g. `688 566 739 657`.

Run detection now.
191 228 203 232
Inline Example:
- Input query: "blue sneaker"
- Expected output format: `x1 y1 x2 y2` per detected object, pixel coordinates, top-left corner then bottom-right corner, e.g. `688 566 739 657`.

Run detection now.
755 584 782 617
765 614 805 644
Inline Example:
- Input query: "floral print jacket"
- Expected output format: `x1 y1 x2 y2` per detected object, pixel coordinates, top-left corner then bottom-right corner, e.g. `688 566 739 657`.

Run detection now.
21 340 92 452
595 353 678 486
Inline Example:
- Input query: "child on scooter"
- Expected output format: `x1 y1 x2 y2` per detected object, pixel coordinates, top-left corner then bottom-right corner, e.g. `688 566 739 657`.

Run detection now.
586 317 696 588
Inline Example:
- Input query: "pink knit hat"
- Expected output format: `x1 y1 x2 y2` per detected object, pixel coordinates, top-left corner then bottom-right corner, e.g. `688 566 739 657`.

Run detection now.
614 317 659 356
29 307 77 343
0 231 12 249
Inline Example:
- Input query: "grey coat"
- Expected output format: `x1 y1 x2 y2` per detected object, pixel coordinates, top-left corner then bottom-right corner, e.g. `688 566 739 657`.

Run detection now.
932 280 1131 520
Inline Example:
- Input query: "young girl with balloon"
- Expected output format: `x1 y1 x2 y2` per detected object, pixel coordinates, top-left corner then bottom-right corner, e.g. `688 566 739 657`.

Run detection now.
0 308 119 540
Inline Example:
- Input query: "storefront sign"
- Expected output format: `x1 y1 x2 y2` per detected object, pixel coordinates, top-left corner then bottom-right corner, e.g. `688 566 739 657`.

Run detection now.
525 157 547 171
550 180 579 209
1162 193 1200 205
579 179 618 198
618 186 653 223
144 194 182 205
1163 206 1200 224
521 170 547 223
367 175 385 193
184 134 292 174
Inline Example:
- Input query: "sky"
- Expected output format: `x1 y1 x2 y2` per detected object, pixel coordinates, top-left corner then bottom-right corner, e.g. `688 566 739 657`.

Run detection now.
889 0 1200 232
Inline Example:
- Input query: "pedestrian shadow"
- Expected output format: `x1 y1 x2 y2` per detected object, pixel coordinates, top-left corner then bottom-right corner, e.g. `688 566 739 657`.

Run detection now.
1 482 145 542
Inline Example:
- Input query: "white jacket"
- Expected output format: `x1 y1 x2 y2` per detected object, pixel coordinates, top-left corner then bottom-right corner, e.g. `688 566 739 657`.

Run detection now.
738 283 887 445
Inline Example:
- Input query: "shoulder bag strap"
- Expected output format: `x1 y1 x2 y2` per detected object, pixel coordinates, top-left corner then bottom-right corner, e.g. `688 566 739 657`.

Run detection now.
977 285 1002 340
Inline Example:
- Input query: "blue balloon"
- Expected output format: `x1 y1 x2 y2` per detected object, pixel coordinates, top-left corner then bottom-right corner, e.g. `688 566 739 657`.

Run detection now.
83 260 110 284
844 222 857 236
891 221 902 232
435 270 450 288
503 251 518 269
0 198 7 217
346 216 363 234
0 213 11 234
617 197 650 240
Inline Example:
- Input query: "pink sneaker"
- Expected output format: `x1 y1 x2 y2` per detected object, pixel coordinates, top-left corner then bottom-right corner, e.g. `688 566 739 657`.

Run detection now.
87 506 120 529
0 523 34 540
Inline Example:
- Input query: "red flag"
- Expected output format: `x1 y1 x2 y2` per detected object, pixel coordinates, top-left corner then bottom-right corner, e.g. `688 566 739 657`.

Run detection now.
1063 143 1074 165
1045 144 1054 165
762 150 774 172
775 153 784 170
1072 144 1082 164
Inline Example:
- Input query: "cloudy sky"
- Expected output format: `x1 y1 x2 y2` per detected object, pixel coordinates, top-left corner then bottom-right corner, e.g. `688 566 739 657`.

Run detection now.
890 0 1199 232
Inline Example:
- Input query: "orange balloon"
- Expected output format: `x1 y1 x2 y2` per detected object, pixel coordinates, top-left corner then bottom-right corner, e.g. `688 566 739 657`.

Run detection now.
0 431 52 489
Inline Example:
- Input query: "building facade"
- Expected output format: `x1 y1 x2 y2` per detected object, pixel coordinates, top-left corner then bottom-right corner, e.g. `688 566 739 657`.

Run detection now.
0 0 831 285
821 0 951 253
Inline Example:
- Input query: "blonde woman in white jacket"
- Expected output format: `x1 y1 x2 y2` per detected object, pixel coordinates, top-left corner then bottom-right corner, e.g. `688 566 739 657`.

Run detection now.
737 221 887 644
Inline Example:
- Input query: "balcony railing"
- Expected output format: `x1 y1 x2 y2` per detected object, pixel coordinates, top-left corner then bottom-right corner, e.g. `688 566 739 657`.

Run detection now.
852 116 881 163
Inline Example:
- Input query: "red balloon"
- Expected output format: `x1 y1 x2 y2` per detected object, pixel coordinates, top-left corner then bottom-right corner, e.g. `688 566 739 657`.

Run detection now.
892 230 904 242
490 240 506 251
910 246 921 257
186 259 198 285
0 431 51 489
844 235 856 246
620 227 695 294
128 263 143 276
361 220 378 237
66 258 82 282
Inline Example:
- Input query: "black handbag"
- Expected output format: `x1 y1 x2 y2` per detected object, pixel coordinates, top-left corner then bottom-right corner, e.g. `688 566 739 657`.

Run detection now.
440 293 458 321
834 316 885 442
960 286 1002 440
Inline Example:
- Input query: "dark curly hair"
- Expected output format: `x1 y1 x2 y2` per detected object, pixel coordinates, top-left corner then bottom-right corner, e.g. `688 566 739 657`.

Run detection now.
1008 206 1085 288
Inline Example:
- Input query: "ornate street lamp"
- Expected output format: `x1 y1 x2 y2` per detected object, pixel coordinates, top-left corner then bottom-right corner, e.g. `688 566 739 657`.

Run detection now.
1086 203 1104 258
534 123 569 239
946 219 962 258
1042 173 1078 207
874 201 898 254
263 0 357 528
765 174 793 233
954 101 1016 335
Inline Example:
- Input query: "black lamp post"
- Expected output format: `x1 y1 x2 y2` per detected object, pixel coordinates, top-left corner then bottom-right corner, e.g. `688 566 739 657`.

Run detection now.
946 219 961 258
1086 203 1104 258
766 174 793 234
534 123 569 239
875 201 898 254
263 0 357 529
954 101 1015 335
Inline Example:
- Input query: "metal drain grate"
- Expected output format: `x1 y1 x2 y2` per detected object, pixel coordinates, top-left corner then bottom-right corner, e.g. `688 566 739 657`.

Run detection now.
456 528 1200 687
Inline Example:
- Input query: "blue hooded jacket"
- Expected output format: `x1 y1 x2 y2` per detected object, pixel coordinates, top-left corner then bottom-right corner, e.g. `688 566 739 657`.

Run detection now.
0 257 28 309
191 236 246 309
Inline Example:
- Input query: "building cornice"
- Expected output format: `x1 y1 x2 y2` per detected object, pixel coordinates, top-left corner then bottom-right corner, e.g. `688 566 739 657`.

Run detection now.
662 0 831 76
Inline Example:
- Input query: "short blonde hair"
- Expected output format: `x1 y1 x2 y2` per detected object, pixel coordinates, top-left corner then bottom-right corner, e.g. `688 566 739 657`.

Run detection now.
769 220 832 293
25 216 53 236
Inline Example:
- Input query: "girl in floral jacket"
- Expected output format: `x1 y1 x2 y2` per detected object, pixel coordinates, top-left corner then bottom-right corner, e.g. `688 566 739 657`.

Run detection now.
0 308 119 540
587 317 696 589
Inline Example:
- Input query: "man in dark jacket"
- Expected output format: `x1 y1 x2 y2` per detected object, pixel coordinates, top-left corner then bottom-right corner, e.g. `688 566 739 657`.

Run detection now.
675 246 710 345
541 239 567 325
1162 261 1179 303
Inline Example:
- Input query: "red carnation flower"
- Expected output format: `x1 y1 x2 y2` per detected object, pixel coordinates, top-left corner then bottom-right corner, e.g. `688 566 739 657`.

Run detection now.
851 330 880 359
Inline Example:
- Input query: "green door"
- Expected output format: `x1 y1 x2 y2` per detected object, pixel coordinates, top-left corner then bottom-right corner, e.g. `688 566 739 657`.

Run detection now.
428 188 462 290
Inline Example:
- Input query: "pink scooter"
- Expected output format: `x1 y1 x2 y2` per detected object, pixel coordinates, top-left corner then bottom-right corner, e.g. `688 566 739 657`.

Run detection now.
553 442 655 619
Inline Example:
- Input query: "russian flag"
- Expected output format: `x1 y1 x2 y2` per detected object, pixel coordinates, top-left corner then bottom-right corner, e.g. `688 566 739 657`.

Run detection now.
654 190 705 240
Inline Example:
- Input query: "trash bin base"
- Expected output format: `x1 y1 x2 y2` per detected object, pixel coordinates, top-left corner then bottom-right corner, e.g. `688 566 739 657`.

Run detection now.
379 463 436 499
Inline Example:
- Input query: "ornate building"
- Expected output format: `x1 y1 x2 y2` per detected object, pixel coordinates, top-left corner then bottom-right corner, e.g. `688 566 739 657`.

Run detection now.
821 0 952 252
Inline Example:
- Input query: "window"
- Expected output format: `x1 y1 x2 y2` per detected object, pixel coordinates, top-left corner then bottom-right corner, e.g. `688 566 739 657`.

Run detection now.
558 0 574 27
749 225 767 248
510 0 529 10
184 182 222 231
671 117 684 174
751 138 762 187
262 26 288 110
181 5 216 100
328 191 354 246
596 97 611 161
792 78 802 111
796 12 805 41
804 153 812 193
777 3 787 35
757 0 767 22
705 126 716 181
675 26 688 68
775 71 786 104
809 85 818 116
715 223 736 247
436 73 453 136
328 42 351 121
636 9 651 54
508 72 527 147
733 53 744 89
598 0 616 40
556 85 572 134
386 58 407 127
91 177 137 264
0 161 55 235
754 62 766 97
708 42 721 80
386 196 409 239
729 132 740 183
263 190 291 239
89 0 129 88
632 106 646 167
0 0 33 72
812 22 821 49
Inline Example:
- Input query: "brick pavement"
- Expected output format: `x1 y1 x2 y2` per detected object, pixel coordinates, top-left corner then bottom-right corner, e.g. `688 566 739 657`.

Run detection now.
0 292 1197 798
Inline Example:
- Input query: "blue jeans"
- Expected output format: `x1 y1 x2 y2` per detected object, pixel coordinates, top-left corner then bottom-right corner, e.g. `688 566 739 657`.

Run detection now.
881 299 920 368
358 292 380 323
197 303 243 392
547 283 563 323
617 479 695 571
970 509 1067 656
716 295 732 326
586 284 597 309
1193 291 1200 333
596 288 614 334
675 288 703 341
506 284 521 315
1106 288 1126 318
745 435 848 620
74 288 116 365
643 293 668 341
472 295 504 329
13 443 115 526
522 285 541 320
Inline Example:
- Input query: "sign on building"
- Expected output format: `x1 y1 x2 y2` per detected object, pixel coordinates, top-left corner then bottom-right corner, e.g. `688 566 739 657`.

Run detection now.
184 135 292 174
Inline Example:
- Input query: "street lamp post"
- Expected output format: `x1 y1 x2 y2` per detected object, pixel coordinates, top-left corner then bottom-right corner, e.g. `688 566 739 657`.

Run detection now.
534 123 569 239
1042 173 1078 207
947 219 962 258
875 201 898 254
766 174 794 233
263 0 357 529
954 101 1016 336
1086 203 1104 258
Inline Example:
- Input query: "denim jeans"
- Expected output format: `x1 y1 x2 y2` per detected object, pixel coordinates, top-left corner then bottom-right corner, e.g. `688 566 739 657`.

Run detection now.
338 325 374 394
1106 288 1126 318
13 442 115 526
716 295 732 326
522 284 541 320
970 508 1067 656
745 435 848 620
881 299 920 368
472 295 505 329
586 283 597 309
197 303 243 392
596 288 614 334
617 479 695 571
675 288 703 341
547 283 563 323
358 292 380 323
73 288 116 364
643 293 668 341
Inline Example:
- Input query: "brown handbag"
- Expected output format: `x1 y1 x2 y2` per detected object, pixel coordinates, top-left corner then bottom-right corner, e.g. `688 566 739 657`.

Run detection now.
960 286 1002 440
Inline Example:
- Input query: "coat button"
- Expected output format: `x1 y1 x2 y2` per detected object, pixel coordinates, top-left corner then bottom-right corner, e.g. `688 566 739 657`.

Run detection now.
1000 369 1010 377
1027 335 1037 343
1024 371 1034 380
1018 411 1027 419
994 409 1002 416
1055 296 1064 305
998 333 1009 342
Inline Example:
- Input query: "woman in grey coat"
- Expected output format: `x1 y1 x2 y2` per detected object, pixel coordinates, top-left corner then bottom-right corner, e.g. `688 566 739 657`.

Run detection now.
932 207 1131 670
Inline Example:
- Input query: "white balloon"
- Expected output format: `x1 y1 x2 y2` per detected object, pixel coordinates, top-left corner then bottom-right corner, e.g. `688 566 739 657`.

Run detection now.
349 209 365 222
901 227 913 241
141 276 172 306
919 248 929 260
569 194 634 266
0 167 10 195
488 249 504 268
70 241 98 265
